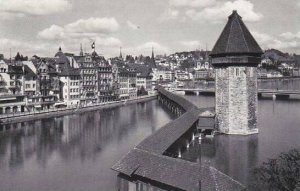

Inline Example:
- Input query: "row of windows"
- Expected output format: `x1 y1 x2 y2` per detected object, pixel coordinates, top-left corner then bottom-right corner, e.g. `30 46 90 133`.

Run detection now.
83 70 96 74
70 88 79 93
25 84 36 88
83 82 96 85
119 90 128 94
99 74 111 78
83 76 97 80
70 82 79 86
83 87 95 91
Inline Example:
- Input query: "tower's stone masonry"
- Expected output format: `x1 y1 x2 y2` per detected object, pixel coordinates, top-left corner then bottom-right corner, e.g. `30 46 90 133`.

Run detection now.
215 67 258 134
211 10 262 135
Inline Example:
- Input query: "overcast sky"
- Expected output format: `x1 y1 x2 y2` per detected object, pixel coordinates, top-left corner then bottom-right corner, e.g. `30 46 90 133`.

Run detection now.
0 0 300 58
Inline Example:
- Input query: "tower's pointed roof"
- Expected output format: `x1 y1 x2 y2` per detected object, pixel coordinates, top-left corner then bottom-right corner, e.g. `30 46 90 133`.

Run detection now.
210 10 263 57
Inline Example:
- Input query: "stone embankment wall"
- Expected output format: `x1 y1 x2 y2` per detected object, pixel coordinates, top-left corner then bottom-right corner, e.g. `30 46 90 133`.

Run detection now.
0 95 156 124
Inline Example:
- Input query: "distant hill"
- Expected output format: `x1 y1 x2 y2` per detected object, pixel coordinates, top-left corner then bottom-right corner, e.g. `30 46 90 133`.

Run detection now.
262 49 294 63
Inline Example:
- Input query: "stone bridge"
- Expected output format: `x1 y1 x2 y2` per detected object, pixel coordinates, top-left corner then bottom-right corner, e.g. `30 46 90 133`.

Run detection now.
174 88 300 99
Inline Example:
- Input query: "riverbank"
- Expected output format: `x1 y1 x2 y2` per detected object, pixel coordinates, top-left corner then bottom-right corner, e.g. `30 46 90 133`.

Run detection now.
0 95 157 125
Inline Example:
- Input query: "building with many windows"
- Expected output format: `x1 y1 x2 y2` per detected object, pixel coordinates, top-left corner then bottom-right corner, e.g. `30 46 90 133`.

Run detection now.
59 67 81 106
75 53 98 104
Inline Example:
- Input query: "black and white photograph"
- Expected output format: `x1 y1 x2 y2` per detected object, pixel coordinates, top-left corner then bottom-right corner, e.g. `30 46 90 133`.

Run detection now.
0 0 300 190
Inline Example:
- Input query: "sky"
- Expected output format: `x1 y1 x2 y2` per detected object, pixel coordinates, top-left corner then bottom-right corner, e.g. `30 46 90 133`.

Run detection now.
0 0 300 58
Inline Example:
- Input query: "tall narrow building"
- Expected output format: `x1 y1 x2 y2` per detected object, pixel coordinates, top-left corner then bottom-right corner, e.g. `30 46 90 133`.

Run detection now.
211 10 263 135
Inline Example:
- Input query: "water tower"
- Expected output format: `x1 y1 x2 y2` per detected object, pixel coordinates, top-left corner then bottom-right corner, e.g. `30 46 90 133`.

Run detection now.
211 10 263 135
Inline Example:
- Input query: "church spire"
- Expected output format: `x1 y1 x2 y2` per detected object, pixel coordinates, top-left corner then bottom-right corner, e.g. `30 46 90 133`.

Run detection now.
151 46 154 60
119 47 122 59
151 46 156 68
80 43 83 56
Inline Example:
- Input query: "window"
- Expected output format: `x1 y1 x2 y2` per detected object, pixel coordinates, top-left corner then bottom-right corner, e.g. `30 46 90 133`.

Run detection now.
236 68 240 77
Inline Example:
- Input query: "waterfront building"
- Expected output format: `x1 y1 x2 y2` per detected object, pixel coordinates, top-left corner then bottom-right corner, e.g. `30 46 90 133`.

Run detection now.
35 59 60 110
75 53 98 104
128 64 152 94
52 47 81 106
23 65 37 96
175 69 190 81
211 10 263 135
7 63 24 95
96 56 116 102
118 65 137 100
59 67 81 106
152 66 173 82
0 60 9 95
0 60 27 113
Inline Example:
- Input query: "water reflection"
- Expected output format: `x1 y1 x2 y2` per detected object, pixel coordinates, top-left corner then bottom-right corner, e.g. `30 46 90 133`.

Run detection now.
181 94 300 190
0 100 175 191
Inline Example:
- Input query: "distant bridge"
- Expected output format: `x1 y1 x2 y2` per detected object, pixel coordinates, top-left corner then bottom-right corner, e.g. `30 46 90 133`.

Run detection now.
174 88 300 98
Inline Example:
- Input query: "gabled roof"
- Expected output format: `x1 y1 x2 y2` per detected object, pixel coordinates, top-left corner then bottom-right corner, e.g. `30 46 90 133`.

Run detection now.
23 65 36 80
211 10 263 57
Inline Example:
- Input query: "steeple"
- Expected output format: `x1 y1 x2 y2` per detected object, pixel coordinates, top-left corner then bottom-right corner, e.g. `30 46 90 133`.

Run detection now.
119 47 122 59
211 10 263 58
80 43 83 56
58 46 62 52
151 46 154 60
151 46 156 68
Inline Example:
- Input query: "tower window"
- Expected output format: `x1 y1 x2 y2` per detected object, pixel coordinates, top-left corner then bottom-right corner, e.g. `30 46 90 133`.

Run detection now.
236 68 240 77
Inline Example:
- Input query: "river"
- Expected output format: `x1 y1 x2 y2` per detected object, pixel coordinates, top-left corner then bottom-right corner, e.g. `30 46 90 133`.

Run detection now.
182 94 300 189
0 100 176 191
1 83 300 190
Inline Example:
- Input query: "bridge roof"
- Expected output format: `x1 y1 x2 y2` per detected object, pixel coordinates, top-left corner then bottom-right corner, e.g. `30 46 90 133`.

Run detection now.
112 86 244 191
211 10 263 57
112 148 245 191
136 108 202 154
157 86 197 111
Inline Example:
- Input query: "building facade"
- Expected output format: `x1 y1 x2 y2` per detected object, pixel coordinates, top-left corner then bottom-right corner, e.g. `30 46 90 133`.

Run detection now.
75 54 98 104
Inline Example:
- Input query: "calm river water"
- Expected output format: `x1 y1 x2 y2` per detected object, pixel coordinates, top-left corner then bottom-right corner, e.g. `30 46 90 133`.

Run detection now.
182 94 300 189
1 82 300 190
0 100 175 191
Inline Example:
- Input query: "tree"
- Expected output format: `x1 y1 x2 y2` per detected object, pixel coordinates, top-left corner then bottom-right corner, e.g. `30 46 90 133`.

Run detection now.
125 55 135 63
15 52 28 61
15 52 21 61
251 149 300 191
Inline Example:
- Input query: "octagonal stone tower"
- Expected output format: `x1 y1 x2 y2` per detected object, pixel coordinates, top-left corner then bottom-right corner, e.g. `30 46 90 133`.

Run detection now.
211 10 263 135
